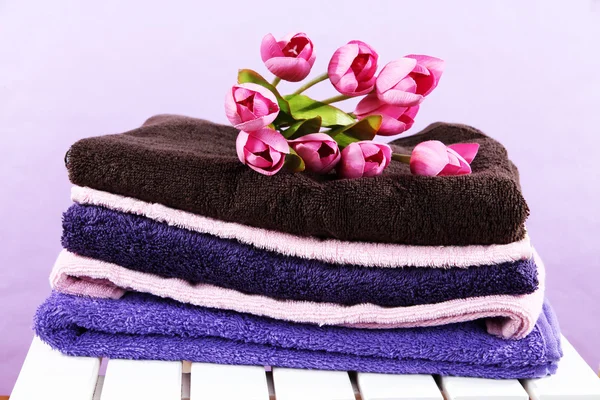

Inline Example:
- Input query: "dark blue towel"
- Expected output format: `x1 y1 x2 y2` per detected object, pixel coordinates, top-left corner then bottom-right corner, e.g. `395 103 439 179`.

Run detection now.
62 204 538 307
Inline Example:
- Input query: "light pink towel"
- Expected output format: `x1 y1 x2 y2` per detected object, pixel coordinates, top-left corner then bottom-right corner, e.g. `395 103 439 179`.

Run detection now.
51 250 545 339
71 186 533 268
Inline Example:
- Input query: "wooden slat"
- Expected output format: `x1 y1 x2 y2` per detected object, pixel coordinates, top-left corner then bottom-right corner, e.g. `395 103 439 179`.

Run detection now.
357 372 443 400
522 336 600 399
10 337 100 400
440 376 528 400
272 368 355 400
190 363 269 400
100 359 181 400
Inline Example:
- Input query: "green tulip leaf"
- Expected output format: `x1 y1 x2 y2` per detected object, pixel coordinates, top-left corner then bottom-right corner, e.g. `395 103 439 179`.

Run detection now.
284 147 306 172
237 69 291 116
281 116 322 139
284 94 355 127
328 115 382 147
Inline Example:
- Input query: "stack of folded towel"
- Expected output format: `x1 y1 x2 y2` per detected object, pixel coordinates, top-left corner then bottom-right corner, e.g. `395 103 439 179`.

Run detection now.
34 115 562 379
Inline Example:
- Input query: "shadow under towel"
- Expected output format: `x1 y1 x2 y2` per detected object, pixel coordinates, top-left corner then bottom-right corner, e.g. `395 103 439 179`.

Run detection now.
61 204 538 307
34 292 561 379
66 115 529 245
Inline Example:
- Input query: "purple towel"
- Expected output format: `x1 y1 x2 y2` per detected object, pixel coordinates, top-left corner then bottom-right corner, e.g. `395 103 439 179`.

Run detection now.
34 292 561 379
61 204 538 307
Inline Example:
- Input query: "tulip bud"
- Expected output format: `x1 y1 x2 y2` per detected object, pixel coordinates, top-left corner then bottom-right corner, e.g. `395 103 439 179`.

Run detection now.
376 55 445 107
225 83 280 131
338 141 392 179
236 128 290 176
261 32 316 82
409 140 479 176
355 93 419 136
328 40 378 96
288 133 341 174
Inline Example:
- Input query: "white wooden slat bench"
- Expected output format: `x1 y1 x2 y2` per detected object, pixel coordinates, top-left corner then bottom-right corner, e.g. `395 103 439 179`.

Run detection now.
10 336 600 400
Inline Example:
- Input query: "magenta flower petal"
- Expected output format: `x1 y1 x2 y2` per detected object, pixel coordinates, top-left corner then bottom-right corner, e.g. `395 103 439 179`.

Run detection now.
376 58 417 93
245 151 273 168
236 128 289 176
236 131 249 163
260 33 285 61
328 41 378 96
265 57 312 82
355 92 382 115
225 83 279 131
440 148 471 176
328 43 360 84
406 54 445 80
335 73 359 94
338 141 391 179
405 54 445 97
375 59 425 107
251 127 290 154
244 136 268 153
234 117 272 132
410 140 449 176
448 143 480 163
379 114 409 135
410 140 478 176
338 142 366 179
378 89 423 107
288 132 332 144
225 89 242 126
355 94 419 136
288 133 341 173
262 32 315 82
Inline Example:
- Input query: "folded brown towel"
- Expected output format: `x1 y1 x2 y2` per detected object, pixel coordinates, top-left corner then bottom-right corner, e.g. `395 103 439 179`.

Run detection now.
66 115 528 245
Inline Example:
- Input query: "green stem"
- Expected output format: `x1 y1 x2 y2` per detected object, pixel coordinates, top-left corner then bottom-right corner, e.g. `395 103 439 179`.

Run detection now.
321 94 351 105
348 112 357 119
271 77 281 87
392 153 411 164
292 72 329 94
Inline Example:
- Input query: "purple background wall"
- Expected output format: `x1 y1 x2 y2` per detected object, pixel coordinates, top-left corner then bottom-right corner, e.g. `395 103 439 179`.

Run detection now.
1 0 599 393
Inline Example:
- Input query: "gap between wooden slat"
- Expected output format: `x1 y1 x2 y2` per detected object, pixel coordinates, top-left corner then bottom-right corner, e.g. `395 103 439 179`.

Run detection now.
266 368 276 400
181 372 191 400
348 371 363 400
433 375 448 400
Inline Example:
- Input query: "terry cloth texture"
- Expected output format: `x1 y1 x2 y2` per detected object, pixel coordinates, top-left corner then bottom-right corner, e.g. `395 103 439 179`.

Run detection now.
61 204 539 307
72 186 533 268
51 250 545 339
34 292 561 379
66 115 529 245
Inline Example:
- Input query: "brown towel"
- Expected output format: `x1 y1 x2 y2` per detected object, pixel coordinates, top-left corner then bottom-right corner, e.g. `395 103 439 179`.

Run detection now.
66 115 528 245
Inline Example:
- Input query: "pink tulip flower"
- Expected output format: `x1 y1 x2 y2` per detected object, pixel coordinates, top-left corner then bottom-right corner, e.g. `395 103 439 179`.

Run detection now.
376 55 445 106
288 133 341 173
338 141 392 179
409 140 479 176
225 83 280 131
236 128 290 176
261 32 316 82
355 93 419 136
328 40 378 96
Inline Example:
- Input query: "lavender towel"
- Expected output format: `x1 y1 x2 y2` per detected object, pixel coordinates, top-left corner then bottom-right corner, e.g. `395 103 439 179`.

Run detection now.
34 292 561 379
62 204 538 307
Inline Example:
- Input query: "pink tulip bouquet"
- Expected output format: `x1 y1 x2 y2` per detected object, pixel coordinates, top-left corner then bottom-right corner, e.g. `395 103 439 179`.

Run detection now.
225 32 479 178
